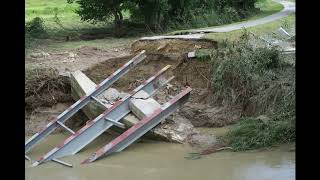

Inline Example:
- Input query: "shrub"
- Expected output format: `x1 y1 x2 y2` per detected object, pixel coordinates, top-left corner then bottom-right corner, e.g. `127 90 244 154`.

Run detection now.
25 17 48 38
216 7 241 25
211 41 282 107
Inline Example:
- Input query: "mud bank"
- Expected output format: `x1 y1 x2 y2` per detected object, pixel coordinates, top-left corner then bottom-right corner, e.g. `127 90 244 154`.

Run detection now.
83 53 242 129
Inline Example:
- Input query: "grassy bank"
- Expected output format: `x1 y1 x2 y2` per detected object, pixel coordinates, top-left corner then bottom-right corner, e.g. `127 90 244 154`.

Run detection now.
202 32 295 150
192 10 295 150
225 117 295 151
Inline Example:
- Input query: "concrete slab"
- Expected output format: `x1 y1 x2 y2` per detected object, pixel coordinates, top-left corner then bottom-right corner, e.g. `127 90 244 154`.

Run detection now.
71 70 97 96
70 70 139 127
132 90 150 99
70 70 186 143
129 90 161 119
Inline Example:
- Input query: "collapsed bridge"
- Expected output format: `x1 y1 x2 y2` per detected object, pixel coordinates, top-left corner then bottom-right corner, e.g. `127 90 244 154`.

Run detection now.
25 50 192 167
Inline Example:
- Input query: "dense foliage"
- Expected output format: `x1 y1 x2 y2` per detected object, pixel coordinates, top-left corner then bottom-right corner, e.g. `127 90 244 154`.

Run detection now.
67 0 259 35
25 17 48 38
67 0 134 36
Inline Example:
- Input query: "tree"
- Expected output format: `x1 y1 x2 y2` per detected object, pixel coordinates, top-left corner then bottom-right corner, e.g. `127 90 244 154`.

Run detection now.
212 0 257 12
134 0 170 30
68 0 258 35
68 0 132 37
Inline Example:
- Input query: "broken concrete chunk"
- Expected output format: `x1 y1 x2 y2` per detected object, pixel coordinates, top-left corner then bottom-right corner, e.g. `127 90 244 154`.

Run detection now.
71 70 96 95
70 70 139 127
68 52 78 58
99 88 126 103
129 90 161 119
132 90 150 99
71 70 128 104
30 52 50 58
188 51 196 58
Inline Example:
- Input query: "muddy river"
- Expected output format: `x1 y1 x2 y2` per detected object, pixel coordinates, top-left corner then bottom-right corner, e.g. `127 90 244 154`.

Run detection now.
25 133 295 180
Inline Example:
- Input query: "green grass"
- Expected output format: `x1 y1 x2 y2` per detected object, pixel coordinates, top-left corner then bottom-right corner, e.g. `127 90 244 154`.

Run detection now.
203 13 295 42
25 0 131 22
25 0 137 53
26 0 104 40
195 49 212 61
225 117 295 151
26 0 80 24
217 0 284 24
25 0 131 38
252 0 284 19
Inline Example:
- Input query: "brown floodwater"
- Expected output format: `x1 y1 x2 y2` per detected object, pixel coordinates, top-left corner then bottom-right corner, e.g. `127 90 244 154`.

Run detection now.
25 133 295 180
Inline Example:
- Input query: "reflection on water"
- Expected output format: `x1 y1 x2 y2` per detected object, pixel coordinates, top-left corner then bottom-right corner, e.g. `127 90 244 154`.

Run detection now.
25 134 295 180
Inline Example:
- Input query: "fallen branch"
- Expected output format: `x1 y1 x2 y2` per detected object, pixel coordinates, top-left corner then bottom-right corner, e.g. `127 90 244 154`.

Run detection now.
200 144 233 155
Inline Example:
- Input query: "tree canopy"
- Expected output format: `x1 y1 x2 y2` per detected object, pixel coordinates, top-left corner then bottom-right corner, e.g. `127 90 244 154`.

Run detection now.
68 0 259 36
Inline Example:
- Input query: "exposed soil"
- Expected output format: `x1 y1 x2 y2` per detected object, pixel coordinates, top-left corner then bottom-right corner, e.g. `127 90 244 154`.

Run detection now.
131 39 217 59
25 46 131 75
25 45 132 136
25 103 87 136
82 51 242 130
25 67 87 136
180 104 242 127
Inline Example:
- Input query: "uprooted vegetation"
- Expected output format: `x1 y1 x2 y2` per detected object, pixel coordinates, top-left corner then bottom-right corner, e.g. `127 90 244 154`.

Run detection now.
25 66 88 136
25 66 71 112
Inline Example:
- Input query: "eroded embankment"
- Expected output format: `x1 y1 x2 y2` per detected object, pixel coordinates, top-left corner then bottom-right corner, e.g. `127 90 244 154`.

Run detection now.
83 38 242 130
25 38 241 150
83 53 242 128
